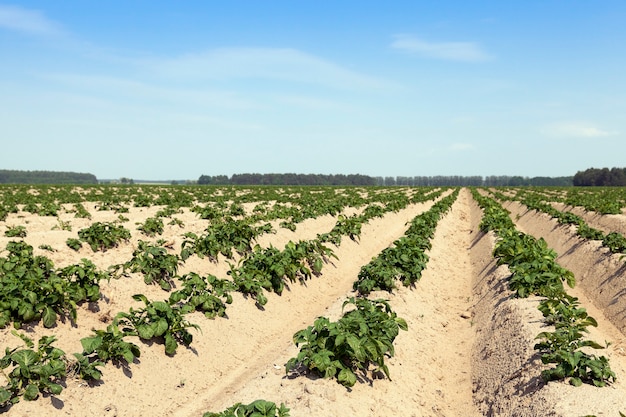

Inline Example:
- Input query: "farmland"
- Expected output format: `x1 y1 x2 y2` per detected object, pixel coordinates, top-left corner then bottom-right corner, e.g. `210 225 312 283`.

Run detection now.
1 185 626 416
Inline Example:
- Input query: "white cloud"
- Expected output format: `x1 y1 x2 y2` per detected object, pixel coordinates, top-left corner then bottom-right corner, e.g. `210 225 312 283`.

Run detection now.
40 73 259 109
448 143 474 151
0 5 62 36
541 122 617 138
145 47 396 91
391 34 492 62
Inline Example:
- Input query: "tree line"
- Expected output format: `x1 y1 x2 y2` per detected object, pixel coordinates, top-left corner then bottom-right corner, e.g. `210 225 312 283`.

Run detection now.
573 167 626 186
0 170 98 184
198 173 574 187
198 173 377 186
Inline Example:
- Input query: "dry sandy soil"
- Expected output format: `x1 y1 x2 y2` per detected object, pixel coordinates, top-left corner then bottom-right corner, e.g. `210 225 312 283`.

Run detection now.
1 188 626 416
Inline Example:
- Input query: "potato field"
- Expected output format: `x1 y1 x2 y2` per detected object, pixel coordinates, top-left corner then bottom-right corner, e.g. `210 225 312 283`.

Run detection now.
0 185 626 416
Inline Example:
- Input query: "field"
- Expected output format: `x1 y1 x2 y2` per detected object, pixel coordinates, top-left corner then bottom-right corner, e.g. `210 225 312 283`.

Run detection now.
1 185 626 416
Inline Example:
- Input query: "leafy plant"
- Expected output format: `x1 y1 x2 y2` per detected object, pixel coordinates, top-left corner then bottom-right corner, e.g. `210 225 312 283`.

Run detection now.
168 218 184 227
77 222 131 251
602 232 626 254
68 352 104 381
535 294 616 387
79 323 140 366
4 226 26 238
52 219 72 231
72 203 92 219
169 273 234 319
0 333 66 406
536 340 616 387
115 294 199 355
577 224 604 240
136 217 164 237
0 242 62 328
38 244 55 252
493 230 575 298
58 258 109 303
319 214 363 246
181 219 273 261
66 237 83 251
228 240 335 306
203 400 290 417
286 298 407 387
0 242 109 328
123 241 182 291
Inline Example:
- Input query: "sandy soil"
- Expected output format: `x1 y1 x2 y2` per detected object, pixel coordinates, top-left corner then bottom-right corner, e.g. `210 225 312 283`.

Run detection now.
1 188 626 416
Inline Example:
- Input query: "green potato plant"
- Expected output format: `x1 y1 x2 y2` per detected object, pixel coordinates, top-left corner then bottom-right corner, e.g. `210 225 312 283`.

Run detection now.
77 222 131 252
115 294 199 356
123 240 182 291
286 298 407 387
0 333 67 406
203 400 290 417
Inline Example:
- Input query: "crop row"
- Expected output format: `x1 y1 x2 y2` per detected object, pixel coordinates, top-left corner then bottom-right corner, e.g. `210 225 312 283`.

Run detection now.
0 185 437 222
283 188 459 389
500 186 626 215
473 189 616 387
488 189 626 259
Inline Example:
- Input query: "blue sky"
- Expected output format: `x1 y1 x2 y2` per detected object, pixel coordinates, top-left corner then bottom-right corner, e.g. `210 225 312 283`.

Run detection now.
1 1 625 180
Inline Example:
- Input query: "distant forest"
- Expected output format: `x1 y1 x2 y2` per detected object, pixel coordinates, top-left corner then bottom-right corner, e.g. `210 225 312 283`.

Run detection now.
0 170 98 184
198 173 377 186
3 168 623 187
197 173 574 187
573 168 626 186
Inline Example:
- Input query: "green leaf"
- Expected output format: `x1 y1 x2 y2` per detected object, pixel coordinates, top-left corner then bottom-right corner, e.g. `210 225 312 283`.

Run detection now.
137 325 155 340
80 336 103 354
153 318 169 337
0 388 12 404
12 349 38 370
252 399 276 415
395 317 408 331
23 384 39 401
569 377 582 387
48 383 63 395
42 306 57 328
164 333 177 355
337 368 357 387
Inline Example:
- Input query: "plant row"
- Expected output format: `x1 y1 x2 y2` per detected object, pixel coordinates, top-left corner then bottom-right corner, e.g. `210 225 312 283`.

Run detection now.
284 189 459 388
353 189 459 295
491 189 626 258
473 190 616 387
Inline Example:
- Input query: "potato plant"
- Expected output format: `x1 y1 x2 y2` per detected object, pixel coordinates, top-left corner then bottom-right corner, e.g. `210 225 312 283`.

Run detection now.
79 323 141 366
136 216 164 237
0 333 67 407
4 226 26 238
115 294 199 355
286 298 407 387
181 219 274 261
123 240 182 291
169 272 235 319
228 239 336 306
354 190 458 295
66 237 83 251
0 242 108 328
77 222 131 252
203 400 290 417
